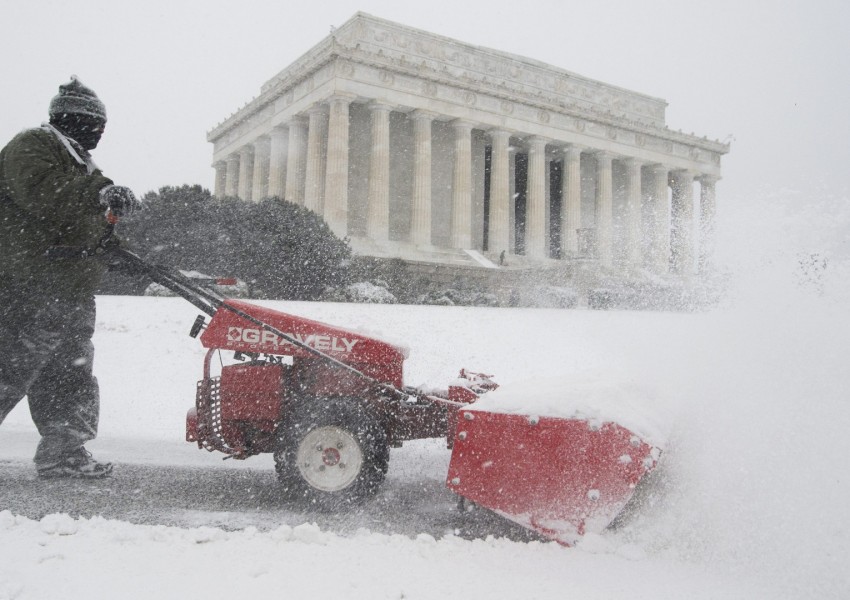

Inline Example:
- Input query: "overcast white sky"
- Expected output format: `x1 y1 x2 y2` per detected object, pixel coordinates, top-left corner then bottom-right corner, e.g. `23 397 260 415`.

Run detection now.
1 0 847 204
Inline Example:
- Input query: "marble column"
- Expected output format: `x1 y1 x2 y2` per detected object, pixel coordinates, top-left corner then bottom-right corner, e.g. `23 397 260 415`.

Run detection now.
560 145 582 258
303 106 328 214
624 158 644 269
671 169 696 276
285 117 307 206
224 154 239 198
410 110 435 247
526 136 549 259
237 146 254 201
487 129 511 256
367 102 392 241
267 126 288 200
251 136 270 202
699 175 719 273
213 161 226 199
595 151 614 268
450 120 474 249
324 95 353 238
650 165 670 274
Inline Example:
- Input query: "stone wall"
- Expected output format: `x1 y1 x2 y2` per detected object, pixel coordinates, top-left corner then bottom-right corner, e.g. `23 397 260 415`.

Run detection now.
349 256 583 307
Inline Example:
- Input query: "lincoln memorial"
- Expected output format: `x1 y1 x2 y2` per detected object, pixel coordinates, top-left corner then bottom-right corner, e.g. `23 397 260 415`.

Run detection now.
208 12 729 283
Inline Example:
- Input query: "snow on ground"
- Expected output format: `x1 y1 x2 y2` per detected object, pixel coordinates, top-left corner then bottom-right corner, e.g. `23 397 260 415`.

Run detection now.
1 188 849 599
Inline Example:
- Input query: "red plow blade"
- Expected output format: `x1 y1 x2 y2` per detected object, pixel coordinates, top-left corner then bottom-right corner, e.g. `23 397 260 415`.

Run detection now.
446 409 661 545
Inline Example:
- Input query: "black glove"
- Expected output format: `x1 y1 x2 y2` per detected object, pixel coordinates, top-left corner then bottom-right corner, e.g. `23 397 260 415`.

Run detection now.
101 234 122 251
100 185 140 217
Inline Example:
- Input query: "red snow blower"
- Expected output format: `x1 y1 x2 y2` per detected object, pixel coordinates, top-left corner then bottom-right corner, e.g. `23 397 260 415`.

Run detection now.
114 248 660 545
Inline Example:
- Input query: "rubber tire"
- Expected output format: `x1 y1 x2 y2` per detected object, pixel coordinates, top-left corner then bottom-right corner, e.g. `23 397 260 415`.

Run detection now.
274 398 389 510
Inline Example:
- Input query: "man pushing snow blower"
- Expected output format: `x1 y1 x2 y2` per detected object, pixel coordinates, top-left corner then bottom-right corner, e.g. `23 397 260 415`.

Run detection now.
0 77 139 479
1 79 661 545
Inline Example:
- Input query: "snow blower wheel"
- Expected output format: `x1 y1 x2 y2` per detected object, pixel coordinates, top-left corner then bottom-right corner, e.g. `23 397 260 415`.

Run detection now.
275 399 389 508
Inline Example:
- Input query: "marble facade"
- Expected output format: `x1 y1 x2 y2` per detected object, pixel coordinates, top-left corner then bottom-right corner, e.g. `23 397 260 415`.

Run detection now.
208 13 729 278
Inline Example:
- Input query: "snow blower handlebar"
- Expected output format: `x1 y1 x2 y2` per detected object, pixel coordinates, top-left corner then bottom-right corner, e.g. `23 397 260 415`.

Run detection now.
109 247 410 405
109 247 223 317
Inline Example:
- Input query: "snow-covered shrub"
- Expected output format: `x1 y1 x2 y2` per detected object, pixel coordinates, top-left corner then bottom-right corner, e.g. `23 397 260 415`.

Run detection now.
349 281 397 304
116 186 351 301
417 288 499 307
143 271 251 298
323 281 398 304
535 286 579 308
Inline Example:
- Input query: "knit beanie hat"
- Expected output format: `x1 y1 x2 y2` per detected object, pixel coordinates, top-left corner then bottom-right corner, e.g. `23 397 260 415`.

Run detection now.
49 76 107 122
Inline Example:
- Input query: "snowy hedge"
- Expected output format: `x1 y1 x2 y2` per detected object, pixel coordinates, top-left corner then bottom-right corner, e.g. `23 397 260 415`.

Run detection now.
105 185 351 301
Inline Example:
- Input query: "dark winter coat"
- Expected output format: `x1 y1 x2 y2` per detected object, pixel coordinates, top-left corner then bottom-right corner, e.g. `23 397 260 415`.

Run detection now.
0 126 113 302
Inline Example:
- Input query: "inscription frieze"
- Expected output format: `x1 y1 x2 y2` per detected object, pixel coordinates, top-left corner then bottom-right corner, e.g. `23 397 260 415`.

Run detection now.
352 21 666 128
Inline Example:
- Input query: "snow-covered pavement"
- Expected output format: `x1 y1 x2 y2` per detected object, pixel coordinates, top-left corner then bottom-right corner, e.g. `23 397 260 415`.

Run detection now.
2 282 848 599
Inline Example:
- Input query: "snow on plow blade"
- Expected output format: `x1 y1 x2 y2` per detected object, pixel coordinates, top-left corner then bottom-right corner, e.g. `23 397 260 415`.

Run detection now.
446 409 660 545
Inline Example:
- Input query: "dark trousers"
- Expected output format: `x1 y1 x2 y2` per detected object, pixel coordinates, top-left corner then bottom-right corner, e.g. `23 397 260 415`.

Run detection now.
0 291 100 467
